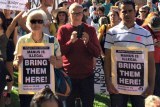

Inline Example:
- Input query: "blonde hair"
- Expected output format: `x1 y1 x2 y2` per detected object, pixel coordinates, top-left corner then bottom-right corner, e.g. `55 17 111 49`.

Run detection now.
26 9 47 31
145 95 160 107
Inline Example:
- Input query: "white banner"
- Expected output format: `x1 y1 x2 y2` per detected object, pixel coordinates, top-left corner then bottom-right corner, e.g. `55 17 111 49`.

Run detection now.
18 43 55 94
94 57 108 94
111 46 148 95
0 0 27 11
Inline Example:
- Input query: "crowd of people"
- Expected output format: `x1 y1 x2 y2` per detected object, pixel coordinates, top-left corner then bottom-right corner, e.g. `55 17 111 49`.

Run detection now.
0 0 160 107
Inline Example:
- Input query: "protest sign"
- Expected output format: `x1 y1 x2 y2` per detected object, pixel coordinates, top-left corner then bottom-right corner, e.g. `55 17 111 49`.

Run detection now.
0 0 27 11
111 46 148 95
18 43 54 94
94 57 107 94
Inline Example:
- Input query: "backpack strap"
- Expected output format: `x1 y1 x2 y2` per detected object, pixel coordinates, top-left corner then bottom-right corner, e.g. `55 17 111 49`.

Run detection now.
49 36 57 56
103 24 107 35
49 36 54 43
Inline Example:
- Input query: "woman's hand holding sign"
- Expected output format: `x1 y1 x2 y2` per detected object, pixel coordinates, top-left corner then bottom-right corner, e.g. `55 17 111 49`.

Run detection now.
13 55 23 69
106 80 119 94
49 55 62 68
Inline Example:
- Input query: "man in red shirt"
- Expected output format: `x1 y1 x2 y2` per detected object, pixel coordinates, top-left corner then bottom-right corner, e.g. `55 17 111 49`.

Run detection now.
57 2 100 107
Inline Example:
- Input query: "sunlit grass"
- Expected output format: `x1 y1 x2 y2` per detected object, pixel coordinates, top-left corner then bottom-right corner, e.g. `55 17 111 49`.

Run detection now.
9 71 132 107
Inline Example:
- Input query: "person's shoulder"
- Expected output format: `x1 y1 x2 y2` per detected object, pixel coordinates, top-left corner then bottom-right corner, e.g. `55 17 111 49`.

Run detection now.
136 24 151 33
58 23 71 30
17 34 30 42
83 23 94 28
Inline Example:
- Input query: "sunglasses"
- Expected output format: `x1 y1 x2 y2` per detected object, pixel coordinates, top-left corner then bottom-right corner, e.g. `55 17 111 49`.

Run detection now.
140 11 146 13
30 19 44 24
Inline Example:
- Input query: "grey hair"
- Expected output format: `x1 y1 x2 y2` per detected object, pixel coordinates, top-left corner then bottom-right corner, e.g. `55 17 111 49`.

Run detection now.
145 95 160 107
26 9 47 31
68 2 83 14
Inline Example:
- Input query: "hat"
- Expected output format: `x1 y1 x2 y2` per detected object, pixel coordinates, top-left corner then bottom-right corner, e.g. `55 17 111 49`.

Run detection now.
149 16 160 31
58 1 68 8
51 7 68 18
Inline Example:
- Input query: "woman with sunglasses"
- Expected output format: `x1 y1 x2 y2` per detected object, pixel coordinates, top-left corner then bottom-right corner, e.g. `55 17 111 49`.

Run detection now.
136 5 150 26
13 9 62 107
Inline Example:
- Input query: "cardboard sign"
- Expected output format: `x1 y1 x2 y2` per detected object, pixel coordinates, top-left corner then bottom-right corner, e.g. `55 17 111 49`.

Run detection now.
18 43 55 94
111 46 148 95
0 0 27 11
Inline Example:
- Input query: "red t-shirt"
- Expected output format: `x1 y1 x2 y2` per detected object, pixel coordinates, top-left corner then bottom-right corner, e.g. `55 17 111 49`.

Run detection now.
143 25 160 63
57 23 101 79
153 31 160 63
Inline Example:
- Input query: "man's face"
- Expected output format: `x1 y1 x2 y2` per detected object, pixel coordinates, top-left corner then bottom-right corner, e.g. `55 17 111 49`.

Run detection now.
44 0 53 7
69 7 83 23
119 4 136 25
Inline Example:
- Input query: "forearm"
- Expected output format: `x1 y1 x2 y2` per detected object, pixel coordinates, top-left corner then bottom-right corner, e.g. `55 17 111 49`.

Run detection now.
104 49 112 85
148 52 156 89
54 56 63 68
6 11 24 38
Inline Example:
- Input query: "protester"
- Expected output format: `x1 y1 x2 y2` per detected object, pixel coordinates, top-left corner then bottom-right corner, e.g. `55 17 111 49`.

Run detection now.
57 2 100 107
21 0 55 35
83 7 92 25
104 1 155 107
13 9 62 107
89 0 98 16
142 14 160 97
0 10 22 107
136 5 150 25
30 87 62 107
98 9 120 66
50 7 68 37
145 95 160 107
102 0 113 15
3 9 18 104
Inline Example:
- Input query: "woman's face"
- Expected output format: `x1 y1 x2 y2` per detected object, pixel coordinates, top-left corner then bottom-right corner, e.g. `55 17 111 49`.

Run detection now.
58 12 66 23
30 14 44 31
109 11 119 23
139 8 148 18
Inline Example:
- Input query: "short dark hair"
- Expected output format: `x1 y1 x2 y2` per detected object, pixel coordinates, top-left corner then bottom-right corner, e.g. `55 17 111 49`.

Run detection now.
83 7 88 12
97 6 105 13
119 0 135 10
56 11 68 24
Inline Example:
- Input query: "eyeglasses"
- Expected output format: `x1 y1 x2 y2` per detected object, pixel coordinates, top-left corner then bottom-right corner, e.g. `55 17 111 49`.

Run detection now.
30 19 44 24
140 11 146 13
71 12 83 16
63 3 68 6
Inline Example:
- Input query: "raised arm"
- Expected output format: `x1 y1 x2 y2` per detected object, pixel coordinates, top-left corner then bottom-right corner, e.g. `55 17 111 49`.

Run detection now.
6 11 24 38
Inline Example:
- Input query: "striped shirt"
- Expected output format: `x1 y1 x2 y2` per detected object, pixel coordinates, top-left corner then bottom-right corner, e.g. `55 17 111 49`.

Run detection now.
104 22 154 52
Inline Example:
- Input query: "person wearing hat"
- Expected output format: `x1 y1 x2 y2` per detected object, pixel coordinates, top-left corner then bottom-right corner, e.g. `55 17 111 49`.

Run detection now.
58 1 69 10
50 7 68 37
143 15 160 97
